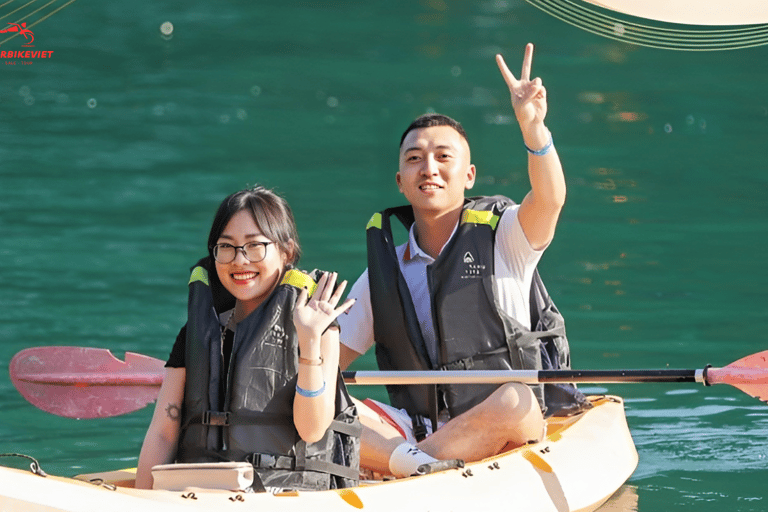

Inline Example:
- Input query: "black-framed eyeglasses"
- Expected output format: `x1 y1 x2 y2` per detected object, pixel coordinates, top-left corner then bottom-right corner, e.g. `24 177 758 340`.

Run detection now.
211 242 274 263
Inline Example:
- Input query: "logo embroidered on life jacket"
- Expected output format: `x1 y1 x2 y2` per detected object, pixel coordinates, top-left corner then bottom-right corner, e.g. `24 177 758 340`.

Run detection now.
269 324 288 346
462 252 485 279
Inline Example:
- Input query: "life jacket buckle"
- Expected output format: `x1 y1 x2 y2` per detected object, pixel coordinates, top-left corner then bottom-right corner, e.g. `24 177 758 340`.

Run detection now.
202 411 230 426
248 453 275 468
441 356 474 371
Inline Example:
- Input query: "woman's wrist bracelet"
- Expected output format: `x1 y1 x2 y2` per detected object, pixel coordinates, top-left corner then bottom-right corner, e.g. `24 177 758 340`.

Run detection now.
299 355 323 366
296 380 326 398
525 131 553 156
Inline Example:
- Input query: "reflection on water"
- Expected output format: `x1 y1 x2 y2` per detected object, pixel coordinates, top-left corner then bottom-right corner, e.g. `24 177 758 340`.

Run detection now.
598 485 639 512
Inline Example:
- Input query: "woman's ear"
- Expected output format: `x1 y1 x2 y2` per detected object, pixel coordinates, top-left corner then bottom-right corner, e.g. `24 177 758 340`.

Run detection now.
283 239 297 267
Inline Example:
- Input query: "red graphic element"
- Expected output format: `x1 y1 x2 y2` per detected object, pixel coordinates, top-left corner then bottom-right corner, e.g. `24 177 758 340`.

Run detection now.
0 22 35 47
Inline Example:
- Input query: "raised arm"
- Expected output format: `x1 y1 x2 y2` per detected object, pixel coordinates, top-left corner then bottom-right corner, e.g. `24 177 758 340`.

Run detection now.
292 272 355 443
496 43 565 250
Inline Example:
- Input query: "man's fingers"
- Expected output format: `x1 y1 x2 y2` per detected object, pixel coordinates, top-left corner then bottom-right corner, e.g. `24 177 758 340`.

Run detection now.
519 81 543 104
521 43 534 82
495 54 518 88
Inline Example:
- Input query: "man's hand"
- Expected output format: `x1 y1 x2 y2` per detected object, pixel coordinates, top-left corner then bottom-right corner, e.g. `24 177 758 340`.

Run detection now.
496 43 548 132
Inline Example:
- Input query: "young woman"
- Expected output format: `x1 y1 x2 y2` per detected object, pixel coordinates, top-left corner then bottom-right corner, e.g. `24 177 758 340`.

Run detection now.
136 186 359 491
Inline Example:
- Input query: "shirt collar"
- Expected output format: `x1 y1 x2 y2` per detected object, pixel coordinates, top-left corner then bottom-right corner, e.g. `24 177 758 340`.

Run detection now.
403 221 459 263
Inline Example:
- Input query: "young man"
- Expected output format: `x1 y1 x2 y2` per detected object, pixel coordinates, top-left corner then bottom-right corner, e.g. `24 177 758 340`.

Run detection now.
338 43 568 477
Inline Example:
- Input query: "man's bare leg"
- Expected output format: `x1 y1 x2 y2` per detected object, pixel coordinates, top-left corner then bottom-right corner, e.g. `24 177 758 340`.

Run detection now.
352 383 543 475
353 397 406 474
417 382 544 461
352 397 439 477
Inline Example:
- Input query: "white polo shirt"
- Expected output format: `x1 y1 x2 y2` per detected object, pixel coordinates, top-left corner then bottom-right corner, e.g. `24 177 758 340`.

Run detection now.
338 205 545 362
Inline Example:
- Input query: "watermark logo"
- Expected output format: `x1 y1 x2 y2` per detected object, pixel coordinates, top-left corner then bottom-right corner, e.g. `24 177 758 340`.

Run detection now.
1 22 54 64
1 0 74 65
0 22 34 47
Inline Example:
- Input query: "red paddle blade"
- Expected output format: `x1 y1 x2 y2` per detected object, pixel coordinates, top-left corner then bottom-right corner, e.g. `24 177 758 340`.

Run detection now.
706 350 768 403
9 346 164 419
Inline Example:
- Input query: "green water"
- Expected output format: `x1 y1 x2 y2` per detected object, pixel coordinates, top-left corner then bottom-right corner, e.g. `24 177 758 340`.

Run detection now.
2 1 767 509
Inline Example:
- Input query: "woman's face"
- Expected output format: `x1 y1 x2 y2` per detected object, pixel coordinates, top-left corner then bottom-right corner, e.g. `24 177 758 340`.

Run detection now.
214 209 290 318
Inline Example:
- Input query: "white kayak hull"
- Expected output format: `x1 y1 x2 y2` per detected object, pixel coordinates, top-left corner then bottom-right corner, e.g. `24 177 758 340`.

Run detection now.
0 396 638 512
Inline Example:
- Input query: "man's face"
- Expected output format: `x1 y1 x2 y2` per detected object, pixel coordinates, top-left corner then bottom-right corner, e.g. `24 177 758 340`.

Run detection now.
397 125 476 215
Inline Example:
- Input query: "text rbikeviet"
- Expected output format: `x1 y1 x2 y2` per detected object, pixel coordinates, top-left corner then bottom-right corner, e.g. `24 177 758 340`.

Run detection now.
1 51 54 58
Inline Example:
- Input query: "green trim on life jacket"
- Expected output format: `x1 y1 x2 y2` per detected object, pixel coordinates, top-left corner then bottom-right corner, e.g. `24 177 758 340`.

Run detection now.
280 269 317 297
461 208 499 230
366 213 382 231
189 266 210 286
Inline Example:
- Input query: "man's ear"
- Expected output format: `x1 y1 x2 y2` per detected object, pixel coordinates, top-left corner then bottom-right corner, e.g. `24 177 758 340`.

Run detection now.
396 172 404 194
465 164 477 190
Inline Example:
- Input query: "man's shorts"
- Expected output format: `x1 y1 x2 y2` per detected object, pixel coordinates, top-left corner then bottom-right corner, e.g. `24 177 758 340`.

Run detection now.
362 398 449 444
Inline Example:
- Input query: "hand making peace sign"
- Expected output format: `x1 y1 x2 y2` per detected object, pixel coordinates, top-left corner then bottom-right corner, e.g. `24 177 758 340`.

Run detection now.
496 43 547 129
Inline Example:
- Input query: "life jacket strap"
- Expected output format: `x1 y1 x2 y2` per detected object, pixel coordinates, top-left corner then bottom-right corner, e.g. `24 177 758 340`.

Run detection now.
243 451 360 481
439 347 508 371
246 453 295 470
412 415 429 442
411 385 439 443
302 459 360 481
329 418 363 438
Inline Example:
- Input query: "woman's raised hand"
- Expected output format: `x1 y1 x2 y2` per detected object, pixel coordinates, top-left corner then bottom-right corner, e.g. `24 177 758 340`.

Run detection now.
293 272 354 355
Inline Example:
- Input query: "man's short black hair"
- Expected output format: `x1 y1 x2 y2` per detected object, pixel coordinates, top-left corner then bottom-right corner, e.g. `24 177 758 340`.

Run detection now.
399 113 469 147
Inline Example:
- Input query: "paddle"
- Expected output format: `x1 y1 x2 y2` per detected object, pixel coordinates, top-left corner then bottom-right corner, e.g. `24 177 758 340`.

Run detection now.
10 347 164 419
9 346 768 419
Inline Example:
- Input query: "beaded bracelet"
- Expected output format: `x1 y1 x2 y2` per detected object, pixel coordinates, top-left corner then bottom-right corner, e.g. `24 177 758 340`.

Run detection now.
296 380 326 398
525 131 553 156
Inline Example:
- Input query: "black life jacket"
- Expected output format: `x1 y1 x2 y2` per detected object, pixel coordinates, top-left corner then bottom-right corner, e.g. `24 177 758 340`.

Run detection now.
367 196 590 420
177 257 360 491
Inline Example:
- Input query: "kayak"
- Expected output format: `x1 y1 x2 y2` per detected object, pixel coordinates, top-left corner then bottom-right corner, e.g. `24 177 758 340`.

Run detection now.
0 396 636 511
0 396 637 512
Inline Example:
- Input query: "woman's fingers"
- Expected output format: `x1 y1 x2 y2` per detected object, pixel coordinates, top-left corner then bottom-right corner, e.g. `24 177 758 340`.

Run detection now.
311 271 336 302
322 272 338 301
335 297 356 316
295 285 309 309
314 271 330 298
329 278 347 305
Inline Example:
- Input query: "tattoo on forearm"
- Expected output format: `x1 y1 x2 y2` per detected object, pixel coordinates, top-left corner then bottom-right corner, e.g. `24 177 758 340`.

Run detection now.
165 403 181 421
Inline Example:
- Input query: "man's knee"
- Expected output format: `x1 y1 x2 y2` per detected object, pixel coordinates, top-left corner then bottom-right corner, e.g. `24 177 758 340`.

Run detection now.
497 384 543 432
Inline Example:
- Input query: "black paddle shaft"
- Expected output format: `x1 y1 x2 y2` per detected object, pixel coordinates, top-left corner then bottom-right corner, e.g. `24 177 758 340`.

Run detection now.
341 368 704 385
536 369 699 384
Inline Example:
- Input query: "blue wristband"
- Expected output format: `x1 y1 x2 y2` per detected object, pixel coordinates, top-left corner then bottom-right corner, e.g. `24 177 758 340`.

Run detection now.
525 131 553 156
296 380 326 398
